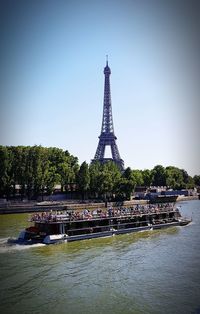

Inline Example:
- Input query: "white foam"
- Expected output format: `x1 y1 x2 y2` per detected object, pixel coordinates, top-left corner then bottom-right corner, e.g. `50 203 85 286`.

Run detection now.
0 237 9 244
0 237 46 253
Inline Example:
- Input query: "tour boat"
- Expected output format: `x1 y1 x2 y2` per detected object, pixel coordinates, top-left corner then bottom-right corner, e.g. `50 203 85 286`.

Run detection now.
17 205 191 245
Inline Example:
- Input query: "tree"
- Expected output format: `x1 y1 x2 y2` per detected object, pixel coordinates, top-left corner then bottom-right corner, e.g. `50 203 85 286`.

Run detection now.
46 165 60 195
132 169 144 186
115 167 136 200
0 146 13 199
186 176 195 189
166 166 185 189
193 175 200 187
181 169 189 186
142 169 152 187
101 162 122 201
66 154 79 193
152 165 166 186
89 161 122 201
89 161 102 198
38 147 51 200
11 146 27 200
77 161 90 200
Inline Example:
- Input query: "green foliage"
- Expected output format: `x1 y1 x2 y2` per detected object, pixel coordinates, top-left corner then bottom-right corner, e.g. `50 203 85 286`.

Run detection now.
0 145 78 199
193 175 200 186
0 146 13 198
152 165 166 186
142 169 152 186
89 161 121 200
166 166 184 189
165 166 195 189
0 145 199 200
77 161 90 200
186 176 195 189
132 169 144 186
117 167 136 200
89 161 102 196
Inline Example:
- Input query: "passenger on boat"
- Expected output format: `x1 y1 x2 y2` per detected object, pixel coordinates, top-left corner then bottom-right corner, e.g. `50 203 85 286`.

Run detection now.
30 203 177 223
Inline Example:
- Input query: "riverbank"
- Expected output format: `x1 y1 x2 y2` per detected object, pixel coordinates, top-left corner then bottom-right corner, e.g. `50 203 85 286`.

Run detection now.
0 199 147 214
0 196 198 214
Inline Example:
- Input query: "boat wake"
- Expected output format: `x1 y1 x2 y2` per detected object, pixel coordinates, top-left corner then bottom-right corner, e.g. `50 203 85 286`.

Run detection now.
0 237 9 245
139 228 153 233
0 237 46 253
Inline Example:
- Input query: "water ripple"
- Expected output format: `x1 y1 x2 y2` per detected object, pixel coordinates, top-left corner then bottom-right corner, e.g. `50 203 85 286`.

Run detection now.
0 200 200 314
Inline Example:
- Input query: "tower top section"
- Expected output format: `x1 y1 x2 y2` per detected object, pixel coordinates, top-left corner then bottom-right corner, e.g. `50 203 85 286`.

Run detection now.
104 55 111 74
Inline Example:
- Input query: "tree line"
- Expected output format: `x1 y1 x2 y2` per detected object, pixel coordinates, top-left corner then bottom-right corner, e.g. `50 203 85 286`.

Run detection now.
0 146 78 200
0 145 199 201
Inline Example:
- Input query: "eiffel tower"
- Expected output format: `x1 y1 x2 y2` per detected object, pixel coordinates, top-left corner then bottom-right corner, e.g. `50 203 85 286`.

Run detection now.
92 59 124 171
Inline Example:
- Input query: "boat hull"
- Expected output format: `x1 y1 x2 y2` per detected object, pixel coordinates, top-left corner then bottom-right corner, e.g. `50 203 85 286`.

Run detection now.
40 220 190 244
66 220 189 242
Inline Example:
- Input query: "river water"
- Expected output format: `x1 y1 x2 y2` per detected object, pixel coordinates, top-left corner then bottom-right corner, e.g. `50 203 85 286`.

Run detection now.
0 200 200 314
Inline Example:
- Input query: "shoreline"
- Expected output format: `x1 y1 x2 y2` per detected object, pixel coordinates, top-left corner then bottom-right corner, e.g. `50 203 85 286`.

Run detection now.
0 196 198 214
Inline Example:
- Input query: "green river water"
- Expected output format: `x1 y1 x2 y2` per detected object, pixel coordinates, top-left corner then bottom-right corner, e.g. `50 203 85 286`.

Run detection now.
0 200 200 314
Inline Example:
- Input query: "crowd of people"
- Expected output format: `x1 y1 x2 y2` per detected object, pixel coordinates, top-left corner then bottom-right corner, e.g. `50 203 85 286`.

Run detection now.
31 203 177 222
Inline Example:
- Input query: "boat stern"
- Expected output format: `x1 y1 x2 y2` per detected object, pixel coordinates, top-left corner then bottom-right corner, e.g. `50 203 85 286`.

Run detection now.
18 230 27 241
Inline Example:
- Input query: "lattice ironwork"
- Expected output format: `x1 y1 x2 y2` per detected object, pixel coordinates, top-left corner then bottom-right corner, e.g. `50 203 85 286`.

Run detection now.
92 60 124 171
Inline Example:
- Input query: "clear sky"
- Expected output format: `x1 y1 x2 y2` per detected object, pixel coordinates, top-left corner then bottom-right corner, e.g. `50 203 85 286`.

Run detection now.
0 0 199 176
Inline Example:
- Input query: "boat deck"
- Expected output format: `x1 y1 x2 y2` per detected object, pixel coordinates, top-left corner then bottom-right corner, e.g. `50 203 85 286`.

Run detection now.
30 204 178 224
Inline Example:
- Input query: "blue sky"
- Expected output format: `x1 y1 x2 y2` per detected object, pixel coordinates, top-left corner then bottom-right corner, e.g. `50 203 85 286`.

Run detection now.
0 0 199 176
